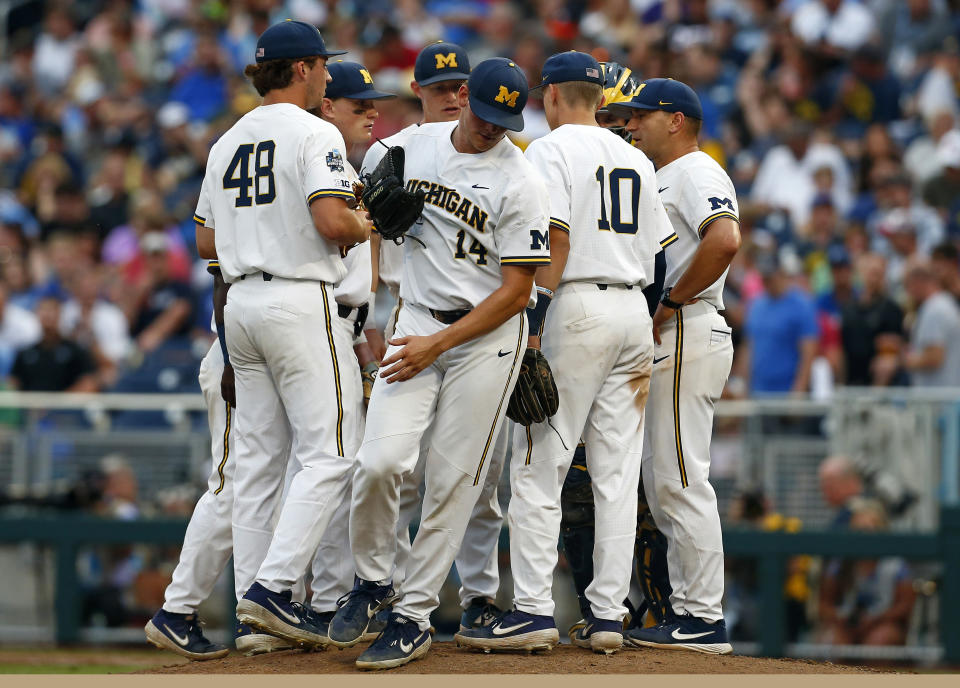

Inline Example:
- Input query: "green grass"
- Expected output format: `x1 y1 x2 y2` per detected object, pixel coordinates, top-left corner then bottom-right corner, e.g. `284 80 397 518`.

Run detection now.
0 664 147 674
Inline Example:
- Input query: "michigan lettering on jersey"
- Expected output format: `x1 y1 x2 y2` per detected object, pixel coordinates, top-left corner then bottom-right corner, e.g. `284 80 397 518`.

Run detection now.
406 179 489 232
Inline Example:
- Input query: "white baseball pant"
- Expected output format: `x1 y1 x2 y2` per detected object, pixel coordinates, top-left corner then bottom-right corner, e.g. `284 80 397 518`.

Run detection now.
641 302 732 623
162 342 235 613
227 276 361 597
510 283 653 622
351 304 526 628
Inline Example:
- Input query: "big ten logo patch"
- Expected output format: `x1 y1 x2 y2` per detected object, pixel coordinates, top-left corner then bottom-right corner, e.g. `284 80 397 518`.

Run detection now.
435 52 458 69
495 86 519 108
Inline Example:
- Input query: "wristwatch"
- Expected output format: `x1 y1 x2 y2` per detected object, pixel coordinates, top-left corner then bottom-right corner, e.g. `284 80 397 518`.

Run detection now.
660 288 683 310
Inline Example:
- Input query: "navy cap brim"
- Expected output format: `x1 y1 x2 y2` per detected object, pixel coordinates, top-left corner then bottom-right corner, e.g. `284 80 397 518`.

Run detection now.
331 88 396 100
469 94 524 132
320 48 348 57
605 101 659 117
416 71 470 86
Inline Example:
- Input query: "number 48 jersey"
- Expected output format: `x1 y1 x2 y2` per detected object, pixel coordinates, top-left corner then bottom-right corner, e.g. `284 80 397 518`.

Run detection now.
195 102 355 285
524 124 675 288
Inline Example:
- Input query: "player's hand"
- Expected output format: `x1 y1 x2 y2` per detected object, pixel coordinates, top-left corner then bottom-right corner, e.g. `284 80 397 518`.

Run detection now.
365 327 388 360
379 334 444 383
221 363 236 408
651 303 676 345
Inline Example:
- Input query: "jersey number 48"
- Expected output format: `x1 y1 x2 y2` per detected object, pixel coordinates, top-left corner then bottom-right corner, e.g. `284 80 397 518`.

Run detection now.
223 141 276 207
595 165 641 234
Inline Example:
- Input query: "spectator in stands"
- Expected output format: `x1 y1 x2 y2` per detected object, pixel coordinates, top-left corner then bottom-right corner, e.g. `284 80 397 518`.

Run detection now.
931 242 960 303
903 258 960 387
841 253 905 386
922 129 960 221
741 251 819 395
128 232 193 355
818 455 864 527
818 498 915 647
8 295 97 392
870 172 944 258
905 111 956 191
790 0 876 55
168 31 228 123
61 266 131 384
0 280 40 378
874 209 926 299
31 2 81 95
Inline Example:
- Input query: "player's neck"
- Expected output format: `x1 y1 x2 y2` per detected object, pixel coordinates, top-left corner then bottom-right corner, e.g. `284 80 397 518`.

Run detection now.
262 86 308 110
654 141 699 169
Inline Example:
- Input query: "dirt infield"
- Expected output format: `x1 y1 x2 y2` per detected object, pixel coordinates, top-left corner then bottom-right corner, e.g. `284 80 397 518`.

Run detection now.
141 642 874 674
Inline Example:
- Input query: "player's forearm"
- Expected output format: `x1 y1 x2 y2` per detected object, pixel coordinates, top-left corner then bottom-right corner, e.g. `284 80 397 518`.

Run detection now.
534 228 570 294
433 267 535 354
196 224 217 259
311 197 372 246
370 233 382 292
667 218 740 303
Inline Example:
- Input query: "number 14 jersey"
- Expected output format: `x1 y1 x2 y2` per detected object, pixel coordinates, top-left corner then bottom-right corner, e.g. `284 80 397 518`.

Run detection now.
524 124 675 288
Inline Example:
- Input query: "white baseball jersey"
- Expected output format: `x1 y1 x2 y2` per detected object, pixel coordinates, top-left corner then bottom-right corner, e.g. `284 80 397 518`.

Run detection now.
334 241 372 308
524 124 675 287
360 125 417 293
655 151 739 309
196 102 357 285
398 121 550 310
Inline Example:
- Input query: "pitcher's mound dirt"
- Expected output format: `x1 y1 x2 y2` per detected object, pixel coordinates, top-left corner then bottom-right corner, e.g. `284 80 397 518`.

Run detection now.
142 642 874 674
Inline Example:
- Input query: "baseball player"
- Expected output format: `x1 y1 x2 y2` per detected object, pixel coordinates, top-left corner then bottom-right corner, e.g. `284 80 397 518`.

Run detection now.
455 51 674 655
361 41 506 634
328 57 549 670
304 59 395 635
194 20 371 649
609 79 741 654
145 263 291 659
559 62 675 636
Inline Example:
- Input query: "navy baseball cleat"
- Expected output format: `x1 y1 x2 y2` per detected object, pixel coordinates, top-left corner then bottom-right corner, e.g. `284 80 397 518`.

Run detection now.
570 612 623 654
460 597 502 632
328 578 395 648
236 581 329 648
355 613 432 670
145 609 229 660
627 614 733 654
234 620 294 656
455 609 559 652
361 606 391 642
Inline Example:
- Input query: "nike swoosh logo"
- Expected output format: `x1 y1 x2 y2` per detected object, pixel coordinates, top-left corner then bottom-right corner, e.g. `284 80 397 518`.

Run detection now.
492 620 533 635
367 603 377 618
472 184 489 189
399 631 425 653
658 187 669 193
659 101 672 106
671 628 712 640
497 350 511 357
268 598 301 625
163 624 191 647
653 355 670 364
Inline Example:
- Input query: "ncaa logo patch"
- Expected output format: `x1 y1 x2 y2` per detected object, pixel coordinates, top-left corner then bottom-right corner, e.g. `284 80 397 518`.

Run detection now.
326 149 344 172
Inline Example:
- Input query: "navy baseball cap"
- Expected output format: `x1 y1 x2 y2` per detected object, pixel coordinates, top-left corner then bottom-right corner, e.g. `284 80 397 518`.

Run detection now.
467 58 528 131
607 78 703 120
255 20 346 63
415 41 471 86
325 61 396 100
530 51 603 90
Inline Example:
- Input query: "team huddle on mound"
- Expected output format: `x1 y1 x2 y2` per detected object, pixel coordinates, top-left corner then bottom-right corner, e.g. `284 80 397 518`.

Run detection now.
142 19 741 671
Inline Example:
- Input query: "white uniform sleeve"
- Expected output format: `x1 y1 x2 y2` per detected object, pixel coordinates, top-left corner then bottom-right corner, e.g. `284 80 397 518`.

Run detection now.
194 171 214 228
524 139 572 234
678 164 739 239
496 166 551 267
655 190 678 251
303 127 356 204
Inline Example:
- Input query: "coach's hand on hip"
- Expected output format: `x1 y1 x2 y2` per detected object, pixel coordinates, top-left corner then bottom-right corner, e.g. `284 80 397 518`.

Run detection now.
379 334 444 383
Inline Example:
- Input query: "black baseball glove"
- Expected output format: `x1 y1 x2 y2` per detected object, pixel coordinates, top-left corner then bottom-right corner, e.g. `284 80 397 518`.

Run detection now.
361 146 425 243
507 348 560 426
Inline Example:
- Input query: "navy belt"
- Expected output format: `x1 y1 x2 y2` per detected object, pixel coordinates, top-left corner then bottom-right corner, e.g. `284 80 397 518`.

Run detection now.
338 302 370 337
596 283 634 290
240 271 274 281
430 308 471 324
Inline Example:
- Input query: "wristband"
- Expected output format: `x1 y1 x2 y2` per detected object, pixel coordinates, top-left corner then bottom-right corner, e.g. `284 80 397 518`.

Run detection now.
525 289 552 337
660 288 683 310
216 320 230 366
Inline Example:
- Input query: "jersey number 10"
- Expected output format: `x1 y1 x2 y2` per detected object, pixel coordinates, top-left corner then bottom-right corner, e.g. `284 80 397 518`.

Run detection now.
595 166 641 234
223 141 276 207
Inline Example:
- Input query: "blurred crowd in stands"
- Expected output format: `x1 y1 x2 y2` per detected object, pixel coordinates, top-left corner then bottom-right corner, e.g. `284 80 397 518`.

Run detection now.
1 0 960 400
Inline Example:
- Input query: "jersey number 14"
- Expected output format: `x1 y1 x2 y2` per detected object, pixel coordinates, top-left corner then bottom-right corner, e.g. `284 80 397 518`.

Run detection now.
223 141 276 207
595 165 641 234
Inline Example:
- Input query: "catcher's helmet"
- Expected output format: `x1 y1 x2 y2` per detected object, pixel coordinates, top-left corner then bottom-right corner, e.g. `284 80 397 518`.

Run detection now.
597 62 639 141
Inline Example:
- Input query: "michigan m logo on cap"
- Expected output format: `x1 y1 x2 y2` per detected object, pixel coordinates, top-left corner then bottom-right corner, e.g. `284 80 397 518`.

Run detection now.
360 68 373 84
495 86 519 108
435 52 458 69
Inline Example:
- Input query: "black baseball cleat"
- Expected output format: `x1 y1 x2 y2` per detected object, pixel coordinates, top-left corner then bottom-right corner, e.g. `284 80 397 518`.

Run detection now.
145 609 229 660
